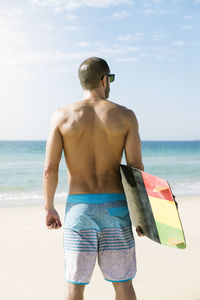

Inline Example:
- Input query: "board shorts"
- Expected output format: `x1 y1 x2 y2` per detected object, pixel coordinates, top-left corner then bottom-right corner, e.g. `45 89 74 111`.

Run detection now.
63 192 137 285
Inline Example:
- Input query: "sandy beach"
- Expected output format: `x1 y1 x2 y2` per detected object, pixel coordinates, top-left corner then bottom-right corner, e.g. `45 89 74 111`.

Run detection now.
0 195 200 300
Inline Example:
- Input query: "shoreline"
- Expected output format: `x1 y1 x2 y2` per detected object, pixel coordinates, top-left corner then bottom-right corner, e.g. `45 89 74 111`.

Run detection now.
0 194 199 209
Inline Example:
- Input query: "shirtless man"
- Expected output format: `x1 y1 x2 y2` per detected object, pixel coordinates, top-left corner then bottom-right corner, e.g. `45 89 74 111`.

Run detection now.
43 57 144 300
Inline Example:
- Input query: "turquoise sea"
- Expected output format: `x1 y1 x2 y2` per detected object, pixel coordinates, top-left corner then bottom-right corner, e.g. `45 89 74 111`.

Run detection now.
0 140 199 207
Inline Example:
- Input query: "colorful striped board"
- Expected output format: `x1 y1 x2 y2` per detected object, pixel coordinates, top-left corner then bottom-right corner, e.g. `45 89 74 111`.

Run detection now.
120 164 186 249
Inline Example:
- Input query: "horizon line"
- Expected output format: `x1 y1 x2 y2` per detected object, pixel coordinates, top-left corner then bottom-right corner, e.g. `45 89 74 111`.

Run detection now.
0 139 199 142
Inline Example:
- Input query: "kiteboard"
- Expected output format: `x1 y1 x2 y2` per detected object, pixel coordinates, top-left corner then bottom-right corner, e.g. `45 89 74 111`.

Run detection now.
120 164 186 249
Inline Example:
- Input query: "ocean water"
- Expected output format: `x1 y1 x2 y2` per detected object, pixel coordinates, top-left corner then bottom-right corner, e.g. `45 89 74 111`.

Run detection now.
0 140 199 207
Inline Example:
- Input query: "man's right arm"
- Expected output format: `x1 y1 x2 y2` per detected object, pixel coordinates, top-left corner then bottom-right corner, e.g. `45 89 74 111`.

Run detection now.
124 109 145 237
124 109 144 171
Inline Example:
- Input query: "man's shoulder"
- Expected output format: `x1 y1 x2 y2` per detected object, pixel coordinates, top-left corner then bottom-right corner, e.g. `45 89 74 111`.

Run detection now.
54 104 72 116
51 105 70 127
108 100 136 117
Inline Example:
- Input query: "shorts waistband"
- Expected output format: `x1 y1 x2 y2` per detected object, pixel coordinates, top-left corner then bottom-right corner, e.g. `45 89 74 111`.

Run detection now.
66 193 126 204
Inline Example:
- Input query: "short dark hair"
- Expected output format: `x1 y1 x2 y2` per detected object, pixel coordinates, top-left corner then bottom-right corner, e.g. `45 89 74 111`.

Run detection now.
78 57 110 90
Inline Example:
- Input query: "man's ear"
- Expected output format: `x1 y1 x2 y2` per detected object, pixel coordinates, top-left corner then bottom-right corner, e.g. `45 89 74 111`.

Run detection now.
101 75 107 87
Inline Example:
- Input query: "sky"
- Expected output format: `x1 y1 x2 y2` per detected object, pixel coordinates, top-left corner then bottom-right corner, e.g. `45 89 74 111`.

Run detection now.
0 0 199 141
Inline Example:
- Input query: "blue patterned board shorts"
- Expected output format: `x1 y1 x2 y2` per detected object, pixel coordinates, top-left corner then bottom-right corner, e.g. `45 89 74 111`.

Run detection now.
63 192 137 285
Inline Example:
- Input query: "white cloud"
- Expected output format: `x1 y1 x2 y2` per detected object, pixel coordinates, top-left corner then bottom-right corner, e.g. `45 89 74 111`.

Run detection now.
41 23 53 30
112 10 132 19
61 25 81 31
142 3 150 7
0 29 28 50
0 43 141 65
1 42 183 66
142 0 163 5
184 15 193 19
182 25 193 30
30 0 133 11
116 44 183 62
116 57 140 62
0 51 93 65
152 31 170 42
63 2 82 10
0 8 23 17
0 18 22 26
65 14 77 20
172 40 186 46
194 0 200 4
142 5 167 17
133 32 144 40
117 34 133 42
0 7 24 25
152 0 163 3
76 42 91 47
48 66 72 73
143 45 183 60
144 8 155 16
99 44 140 55
171 0 176 3
117 32 144 42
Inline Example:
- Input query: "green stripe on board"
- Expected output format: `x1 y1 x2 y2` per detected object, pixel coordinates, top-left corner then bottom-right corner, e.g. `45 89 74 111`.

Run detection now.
155 221 186 249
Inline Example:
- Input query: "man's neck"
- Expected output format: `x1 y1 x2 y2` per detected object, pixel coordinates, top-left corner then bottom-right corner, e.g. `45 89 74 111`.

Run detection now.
83 89 106 101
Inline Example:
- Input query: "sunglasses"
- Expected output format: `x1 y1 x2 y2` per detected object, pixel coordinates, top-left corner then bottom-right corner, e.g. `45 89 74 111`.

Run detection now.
101 74 115 83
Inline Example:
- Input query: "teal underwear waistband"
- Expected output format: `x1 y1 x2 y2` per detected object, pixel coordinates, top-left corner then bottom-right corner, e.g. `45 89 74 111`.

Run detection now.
66 193 126 204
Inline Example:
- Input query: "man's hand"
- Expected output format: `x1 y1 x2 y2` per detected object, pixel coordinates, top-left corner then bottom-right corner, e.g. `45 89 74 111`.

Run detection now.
136 226 145 237
45 207 62 229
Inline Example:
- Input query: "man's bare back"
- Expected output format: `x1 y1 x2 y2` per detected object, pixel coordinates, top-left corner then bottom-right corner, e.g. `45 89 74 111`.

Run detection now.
55 98 143 195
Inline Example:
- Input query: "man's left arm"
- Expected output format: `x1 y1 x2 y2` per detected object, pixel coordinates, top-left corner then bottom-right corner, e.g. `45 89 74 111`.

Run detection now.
43 110 63 230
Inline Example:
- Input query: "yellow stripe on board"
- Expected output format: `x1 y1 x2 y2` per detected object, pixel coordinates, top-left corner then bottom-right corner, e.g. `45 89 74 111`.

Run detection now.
168 238 184 246
149 196 182 230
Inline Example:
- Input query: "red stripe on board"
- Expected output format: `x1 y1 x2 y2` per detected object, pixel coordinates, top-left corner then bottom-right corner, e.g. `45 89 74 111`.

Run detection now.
141 171 174 202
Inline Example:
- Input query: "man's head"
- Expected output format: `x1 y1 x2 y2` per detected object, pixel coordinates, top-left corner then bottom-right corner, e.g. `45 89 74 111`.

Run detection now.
78 57 113 99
